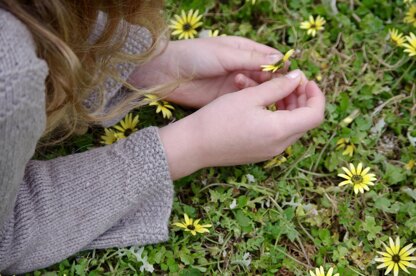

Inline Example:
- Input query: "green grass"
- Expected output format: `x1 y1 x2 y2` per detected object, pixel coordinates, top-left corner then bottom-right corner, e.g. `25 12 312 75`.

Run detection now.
31 0 415 275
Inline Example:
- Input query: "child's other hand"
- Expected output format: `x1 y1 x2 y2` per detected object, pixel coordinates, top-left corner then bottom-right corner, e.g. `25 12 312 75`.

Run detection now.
159 69 325 180
128 36 286 108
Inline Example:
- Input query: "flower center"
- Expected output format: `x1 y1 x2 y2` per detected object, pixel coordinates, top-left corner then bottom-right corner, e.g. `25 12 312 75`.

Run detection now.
392 254 401 263
351 175 363 184
124 129 133 137
187 225 195 230
310 23 316 29
183 23 192 31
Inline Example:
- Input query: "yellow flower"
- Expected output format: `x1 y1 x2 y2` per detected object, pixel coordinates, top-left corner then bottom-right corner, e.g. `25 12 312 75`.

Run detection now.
260 64 281 73
375 237 416 276
246 0 256 4
145 94 175 119
209 29 220 37
282 49 295 62
309 266 339 276
389 29 406 47
100 128 125 145
405 160 415 170
316 73 323 81
285 146 293 156
336 138 355 157
403 32 416 57
264 155 287 169
260 49 294 73
338 163 377 194
208 29 226 37
169 9 203 40
173 214 212 236
113 113 139 137
404 5 416 27
300 15 326 37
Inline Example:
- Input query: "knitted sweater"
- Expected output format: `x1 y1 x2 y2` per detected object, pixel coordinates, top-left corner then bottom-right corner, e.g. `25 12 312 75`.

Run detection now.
0 9 173 274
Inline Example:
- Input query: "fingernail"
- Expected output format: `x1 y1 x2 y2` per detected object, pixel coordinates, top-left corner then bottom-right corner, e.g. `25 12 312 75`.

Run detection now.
268 53 282 64
285 69 301 79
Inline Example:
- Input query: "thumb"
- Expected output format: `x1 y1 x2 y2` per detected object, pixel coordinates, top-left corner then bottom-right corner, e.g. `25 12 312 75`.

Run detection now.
245 69 302 106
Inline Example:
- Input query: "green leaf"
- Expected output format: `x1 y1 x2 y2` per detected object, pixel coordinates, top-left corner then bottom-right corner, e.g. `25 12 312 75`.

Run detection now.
384 163 406 185
362 216 382 240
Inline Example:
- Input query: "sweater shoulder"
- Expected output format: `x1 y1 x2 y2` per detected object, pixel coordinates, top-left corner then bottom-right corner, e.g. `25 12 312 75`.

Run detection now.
0 9 48 74
0 9 48 118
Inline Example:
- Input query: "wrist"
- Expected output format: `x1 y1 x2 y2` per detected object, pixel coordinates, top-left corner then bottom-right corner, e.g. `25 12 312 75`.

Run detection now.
158 115 205 180
127 41 175 89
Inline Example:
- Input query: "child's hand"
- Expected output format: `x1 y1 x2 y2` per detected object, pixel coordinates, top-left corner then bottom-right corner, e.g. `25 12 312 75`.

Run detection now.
159 70 325 180
128 36 286 108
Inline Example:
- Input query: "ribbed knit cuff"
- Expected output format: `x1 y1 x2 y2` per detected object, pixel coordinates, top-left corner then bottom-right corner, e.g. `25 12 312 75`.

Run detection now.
85 126 174 249
0 127 174 274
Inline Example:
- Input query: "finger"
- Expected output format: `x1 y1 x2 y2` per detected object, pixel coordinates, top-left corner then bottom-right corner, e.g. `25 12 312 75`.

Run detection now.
279 81 326 133
239 71 274 84
282 132 304 148
285 93 298 111
234 73 259 89
297 93 307 107
218 46 283 72
295 72 309 107
278 61 291 74
276 99 286 110
216 36 280 54
245 69 303 106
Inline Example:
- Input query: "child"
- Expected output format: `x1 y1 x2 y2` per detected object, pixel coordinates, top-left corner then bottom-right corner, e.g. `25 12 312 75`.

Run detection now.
0 1 325 273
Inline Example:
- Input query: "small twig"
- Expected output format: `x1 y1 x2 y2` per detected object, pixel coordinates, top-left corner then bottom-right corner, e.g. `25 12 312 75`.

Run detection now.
297 168 333 177
330 0 339 15
296 236 312 266
283 144 313 179
273 246 312 269
312 131 337 172
352 13 361 23
348 266 367 276
199 183 234 193
371 94 408 117
297 220 315 242
391 59 416 91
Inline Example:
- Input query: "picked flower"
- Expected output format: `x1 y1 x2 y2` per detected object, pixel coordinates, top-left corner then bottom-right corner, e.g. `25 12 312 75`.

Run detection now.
389 29 406 47
113 113 139 137
144 94 175 119
309 266 339 276
403 32 416 57
404 4 416 27
264 155 287 169
336 138 355 157
100 128 125 145
338 163 377 194
405 160 415 170
208 29 226 37
375 237 416 276
173 214 212 236
300 15 326 37
260 49 294 73
169 9 203 40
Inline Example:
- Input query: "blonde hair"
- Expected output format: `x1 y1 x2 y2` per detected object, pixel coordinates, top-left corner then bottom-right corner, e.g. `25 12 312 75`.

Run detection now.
1 0 180 144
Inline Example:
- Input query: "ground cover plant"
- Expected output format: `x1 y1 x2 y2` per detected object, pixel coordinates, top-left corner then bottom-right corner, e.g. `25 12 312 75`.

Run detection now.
29 0 415 275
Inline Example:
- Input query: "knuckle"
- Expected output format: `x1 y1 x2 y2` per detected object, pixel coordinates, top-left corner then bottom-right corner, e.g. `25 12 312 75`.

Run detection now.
249 49 257 60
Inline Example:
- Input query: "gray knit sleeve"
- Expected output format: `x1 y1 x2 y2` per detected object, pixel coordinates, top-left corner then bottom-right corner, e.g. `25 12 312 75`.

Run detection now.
86 11 154 127
0 10 174 274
